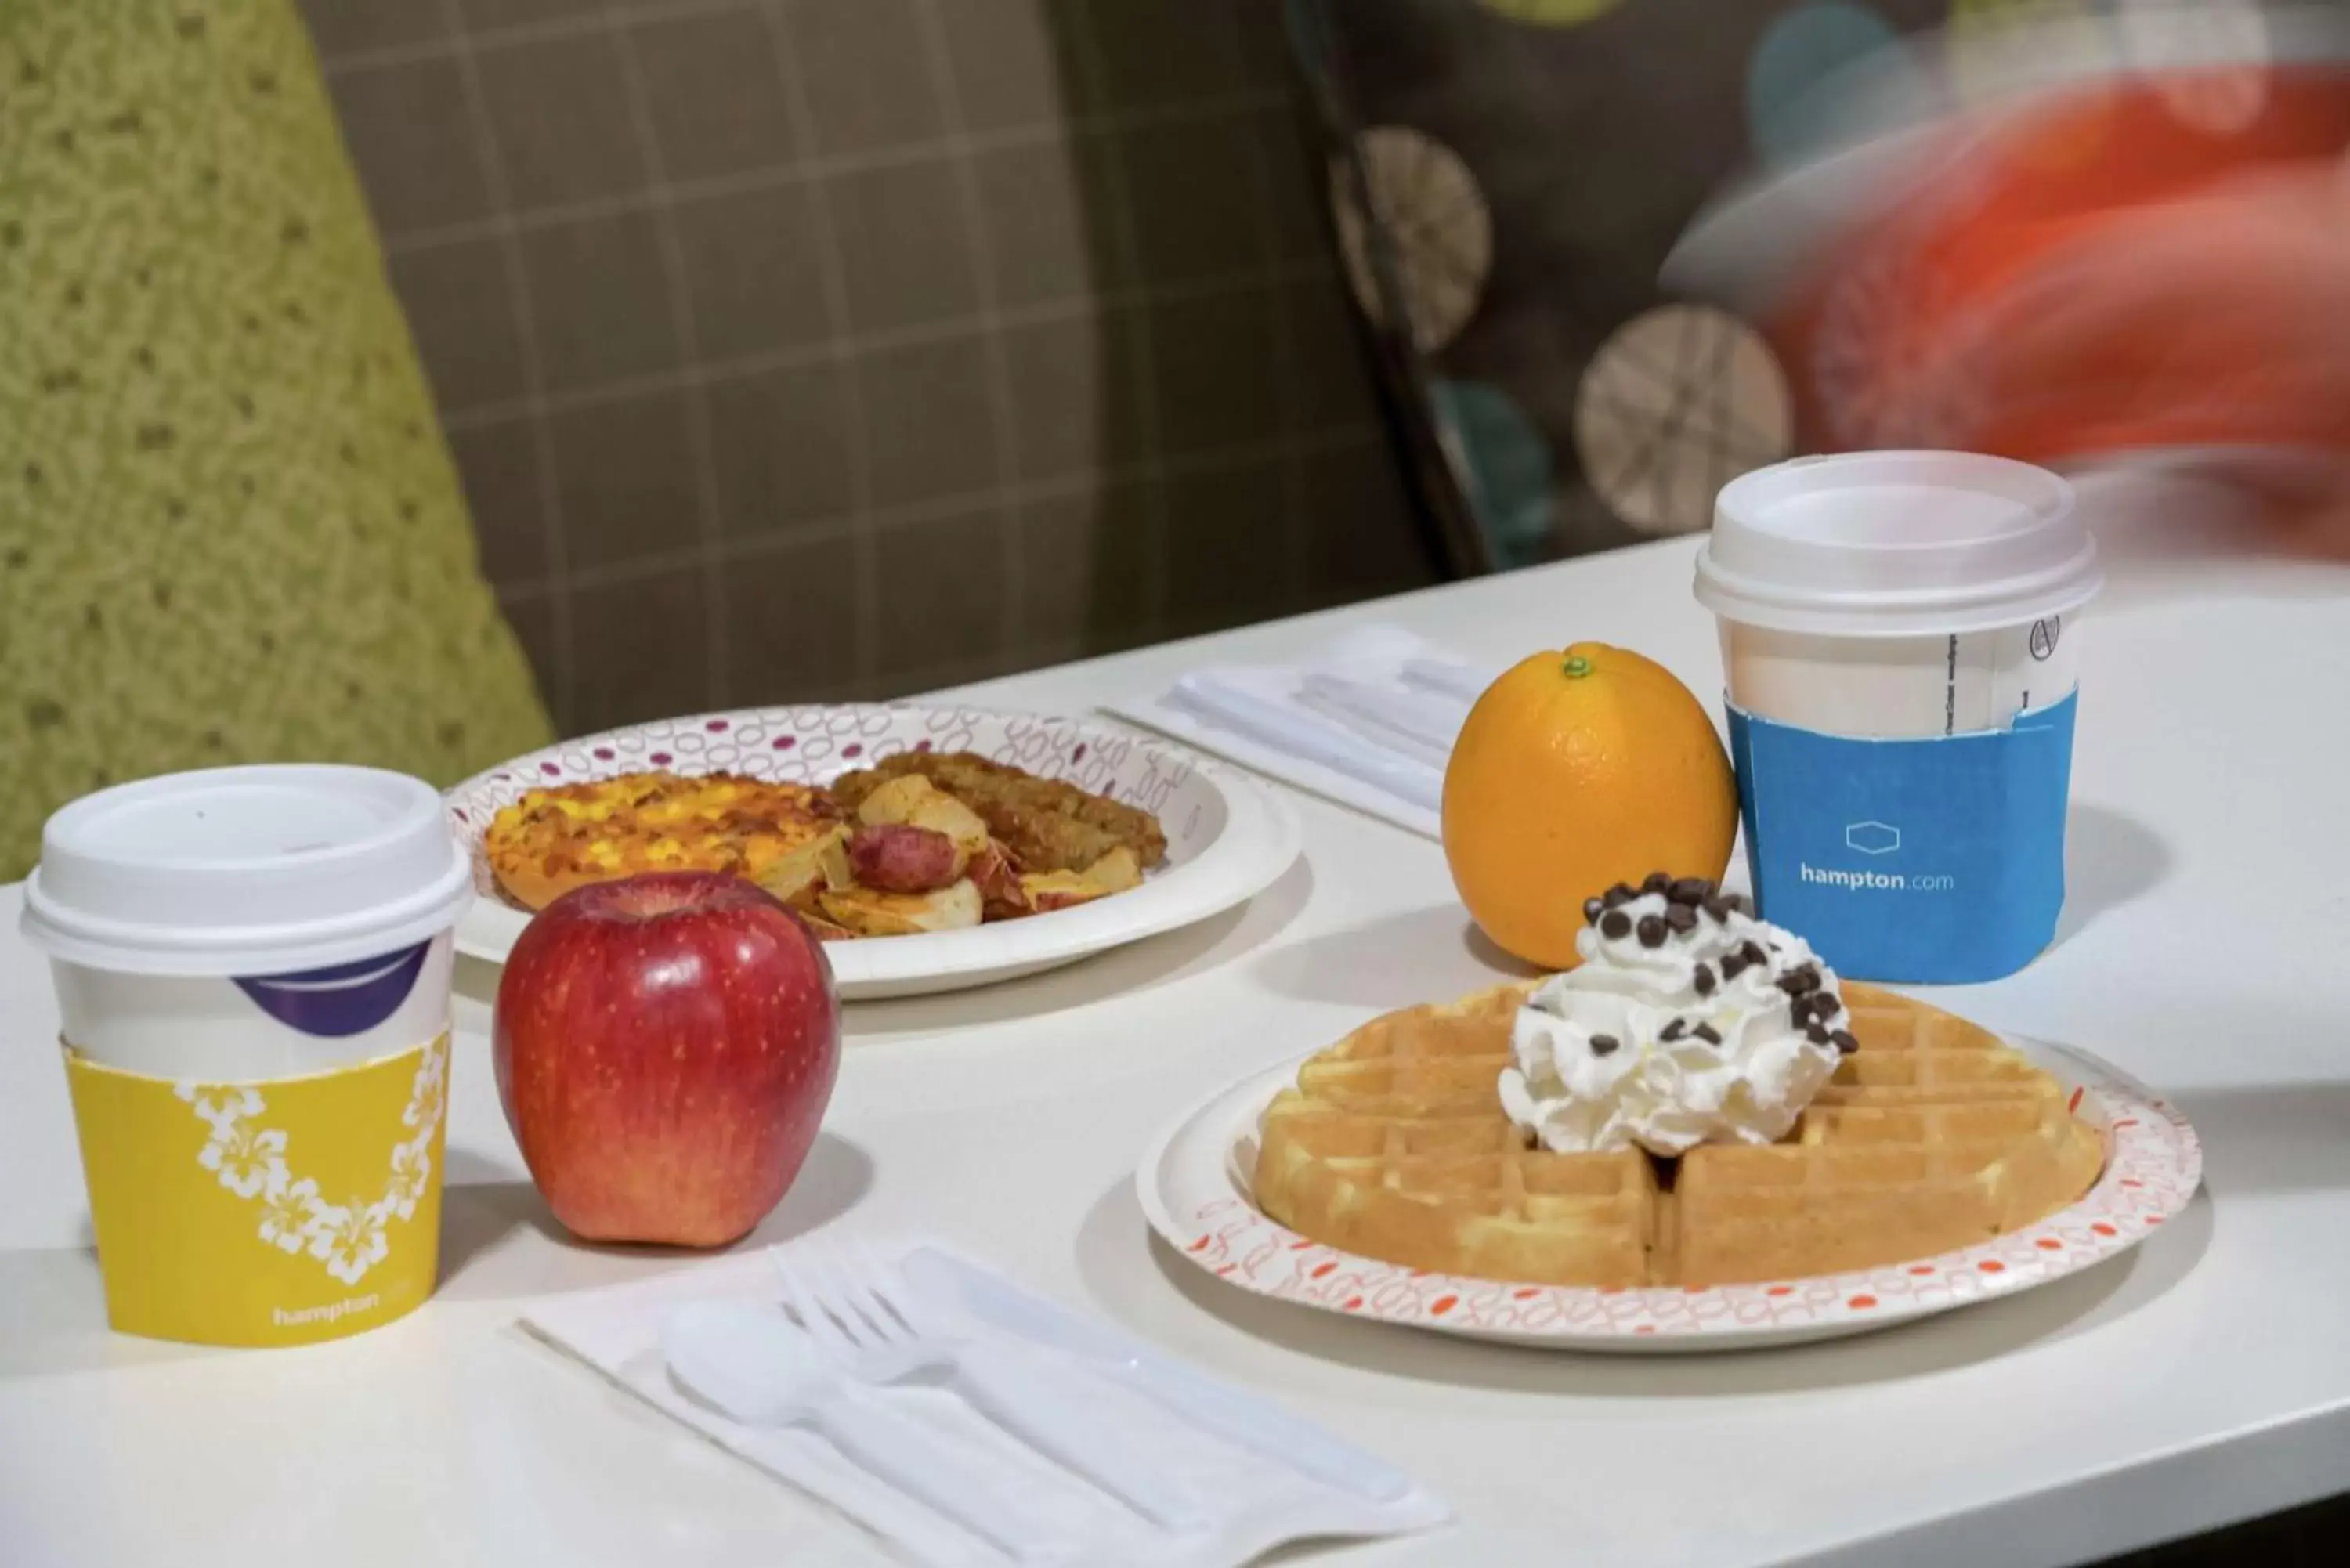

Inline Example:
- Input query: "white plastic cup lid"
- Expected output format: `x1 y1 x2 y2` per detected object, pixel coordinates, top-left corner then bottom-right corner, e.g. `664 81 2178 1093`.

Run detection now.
1694 451 2102 636
20 764 472 977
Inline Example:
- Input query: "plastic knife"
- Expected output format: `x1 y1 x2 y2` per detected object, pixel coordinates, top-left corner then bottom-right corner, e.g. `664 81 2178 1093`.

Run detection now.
900 1248 1415 1505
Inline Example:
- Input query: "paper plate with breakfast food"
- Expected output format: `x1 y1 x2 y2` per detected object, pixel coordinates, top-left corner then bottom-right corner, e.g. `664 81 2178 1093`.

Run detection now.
446 705 1298 998
1138 875 2200 1352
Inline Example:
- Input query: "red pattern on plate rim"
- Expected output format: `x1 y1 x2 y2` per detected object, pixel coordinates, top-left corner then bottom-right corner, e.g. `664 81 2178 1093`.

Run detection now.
1161 1058 2200 1342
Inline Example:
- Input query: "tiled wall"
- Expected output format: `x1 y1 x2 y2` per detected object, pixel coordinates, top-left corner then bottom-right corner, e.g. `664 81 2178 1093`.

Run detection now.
303 0 1430 736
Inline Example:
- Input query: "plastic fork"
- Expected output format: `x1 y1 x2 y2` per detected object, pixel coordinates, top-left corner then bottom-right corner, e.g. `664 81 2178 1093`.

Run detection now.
660 1299 1041 1565
776 1246 1210 1534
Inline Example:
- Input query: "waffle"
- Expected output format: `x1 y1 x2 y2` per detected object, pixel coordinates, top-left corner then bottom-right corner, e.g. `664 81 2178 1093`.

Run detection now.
1251 981 2104 1288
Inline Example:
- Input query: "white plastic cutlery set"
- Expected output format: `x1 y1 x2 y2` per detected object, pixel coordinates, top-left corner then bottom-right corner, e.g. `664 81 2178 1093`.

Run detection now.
523 1241 1444 1567
1110 626 1495 840
664 1249 1206 1557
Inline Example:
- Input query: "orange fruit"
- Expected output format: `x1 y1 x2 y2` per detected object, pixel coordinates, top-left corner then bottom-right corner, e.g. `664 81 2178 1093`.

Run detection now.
1442 643 1737 969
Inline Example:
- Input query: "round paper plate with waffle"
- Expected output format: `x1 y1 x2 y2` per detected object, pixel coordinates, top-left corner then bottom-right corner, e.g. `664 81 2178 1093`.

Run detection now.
1138 990 2200 1353
444 706 1298 1000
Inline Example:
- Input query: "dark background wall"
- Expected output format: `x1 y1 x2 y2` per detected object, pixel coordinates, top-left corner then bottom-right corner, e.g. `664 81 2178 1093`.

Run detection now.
304 0 1434 736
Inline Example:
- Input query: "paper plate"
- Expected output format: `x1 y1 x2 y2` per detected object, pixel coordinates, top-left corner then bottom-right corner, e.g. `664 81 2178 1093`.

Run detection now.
444 706 1299 999
1137 1033 2199 1353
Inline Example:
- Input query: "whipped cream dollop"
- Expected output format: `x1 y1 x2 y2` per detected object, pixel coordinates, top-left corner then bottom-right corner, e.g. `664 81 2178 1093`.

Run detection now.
1497 876 1852 1157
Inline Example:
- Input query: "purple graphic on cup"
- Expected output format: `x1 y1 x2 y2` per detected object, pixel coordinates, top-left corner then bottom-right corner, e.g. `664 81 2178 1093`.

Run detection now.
233 941 432 1038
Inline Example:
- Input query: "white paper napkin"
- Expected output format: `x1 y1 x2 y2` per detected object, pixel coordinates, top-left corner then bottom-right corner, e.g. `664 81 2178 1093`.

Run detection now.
519 1242 1447 1568
1106 627 1497 840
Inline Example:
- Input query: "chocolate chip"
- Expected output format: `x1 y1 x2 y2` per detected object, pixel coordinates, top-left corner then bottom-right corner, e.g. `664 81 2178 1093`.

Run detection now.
1665 902 1697 933
1811 992 1842 1021
1701 895 1731 922
1831 1030 1860 1055
1661 1018 1687 1042
1600 909 1632 940
1720 952 1748 981
1693 1023 1723 1045
1670 876 1713 904
1604 882 1636 907
1636 915 1667 948
1583 896 1606 924
1589 1033 1621 1057
1642 871 1673 894
1779 966 1820 997
1694 963 1716 996
1740 941 1767 967
1806 1024 1831 1046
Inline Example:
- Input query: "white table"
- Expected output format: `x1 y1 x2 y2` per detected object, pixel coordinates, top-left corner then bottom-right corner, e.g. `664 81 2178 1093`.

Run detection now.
5 537 2347 1568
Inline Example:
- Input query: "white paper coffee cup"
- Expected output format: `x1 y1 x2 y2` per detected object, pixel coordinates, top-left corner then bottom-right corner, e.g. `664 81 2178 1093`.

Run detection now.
1717 616 2081 739
1694 453 2101 984
20 765 472 1347
1697 452 2102 736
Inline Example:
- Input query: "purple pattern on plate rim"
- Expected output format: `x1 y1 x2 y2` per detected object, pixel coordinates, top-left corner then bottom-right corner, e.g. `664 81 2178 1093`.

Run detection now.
443 706 1213 902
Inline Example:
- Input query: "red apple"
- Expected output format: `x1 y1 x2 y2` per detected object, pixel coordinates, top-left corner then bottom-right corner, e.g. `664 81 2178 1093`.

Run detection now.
494 872 840 1247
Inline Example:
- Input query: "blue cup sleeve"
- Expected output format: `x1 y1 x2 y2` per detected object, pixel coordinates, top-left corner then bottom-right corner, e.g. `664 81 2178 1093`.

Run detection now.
1726 692 2078 984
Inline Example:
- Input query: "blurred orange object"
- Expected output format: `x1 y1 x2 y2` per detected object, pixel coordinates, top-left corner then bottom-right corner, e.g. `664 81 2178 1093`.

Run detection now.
1764 67 2350 538
1441 645 1737 970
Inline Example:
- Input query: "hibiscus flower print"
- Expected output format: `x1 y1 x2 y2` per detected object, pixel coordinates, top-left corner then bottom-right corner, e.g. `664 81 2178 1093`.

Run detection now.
256 1175 324 1254
306 1198 390 1286
382 1140 432 1223
404 1078 445 1136
198 1122 288 1200
402 1042 448 1131
174 1082 264 1136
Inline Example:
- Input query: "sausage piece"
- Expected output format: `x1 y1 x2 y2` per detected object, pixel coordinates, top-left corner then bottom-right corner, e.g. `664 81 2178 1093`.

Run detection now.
847 822 960 893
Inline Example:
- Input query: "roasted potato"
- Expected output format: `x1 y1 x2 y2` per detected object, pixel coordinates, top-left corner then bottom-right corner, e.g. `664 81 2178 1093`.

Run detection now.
852 774 989 862
816 876 984 937
1020 846 1141 912
752 822 852 908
